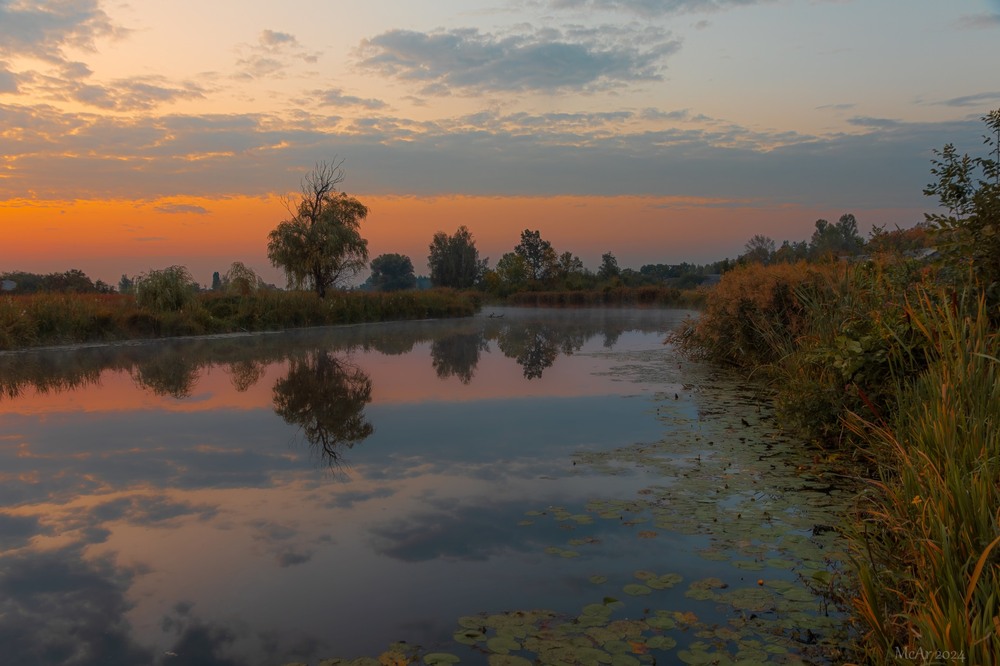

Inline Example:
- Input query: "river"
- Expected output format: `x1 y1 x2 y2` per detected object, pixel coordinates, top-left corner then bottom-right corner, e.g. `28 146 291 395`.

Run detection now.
0 307 854 665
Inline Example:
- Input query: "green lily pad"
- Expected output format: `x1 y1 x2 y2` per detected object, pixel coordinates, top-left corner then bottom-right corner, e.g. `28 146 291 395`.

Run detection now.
423 654 461 665
623 584 652 596
486 635 521 654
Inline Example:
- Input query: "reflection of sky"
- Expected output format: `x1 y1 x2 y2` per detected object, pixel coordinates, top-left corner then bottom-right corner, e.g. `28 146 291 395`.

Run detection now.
0 309 699 664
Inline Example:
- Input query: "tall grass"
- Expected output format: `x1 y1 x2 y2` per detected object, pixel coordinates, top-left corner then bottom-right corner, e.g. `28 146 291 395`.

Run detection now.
0 289 479 350
505 285 705 309
672 259 1000 661
847 292 1000 664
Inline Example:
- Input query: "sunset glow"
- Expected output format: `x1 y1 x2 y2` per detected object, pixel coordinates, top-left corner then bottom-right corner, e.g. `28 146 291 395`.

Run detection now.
2 0 998 282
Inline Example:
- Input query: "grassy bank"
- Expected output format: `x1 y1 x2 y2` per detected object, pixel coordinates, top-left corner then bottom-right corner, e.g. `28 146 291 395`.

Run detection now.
500 285 706 308
672 259 1000 662
0 288 480 350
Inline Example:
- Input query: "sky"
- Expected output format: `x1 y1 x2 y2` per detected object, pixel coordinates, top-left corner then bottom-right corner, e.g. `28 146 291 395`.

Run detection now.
2 0 999 287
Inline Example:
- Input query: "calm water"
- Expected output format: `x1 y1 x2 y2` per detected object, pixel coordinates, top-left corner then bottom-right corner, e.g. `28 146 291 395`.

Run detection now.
0 308 853 665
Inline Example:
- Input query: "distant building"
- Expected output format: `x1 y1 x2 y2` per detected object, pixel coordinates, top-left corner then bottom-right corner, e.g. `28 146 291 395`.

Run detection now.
1 280 16 292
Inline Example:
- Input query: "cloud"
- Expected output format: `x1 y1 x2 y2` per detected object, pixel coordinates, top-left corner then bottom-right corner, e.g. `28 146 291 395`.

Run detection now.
0 546 154 666
0 0 121 63
0 100 986 209
155 203 211 215
547 0 770 17
0 62 19 93
936 91 1000 108
0 513 43 549
955 12 1000 30
259 29 298 48
313 87 386 110
816 103 856 111
358 25 679 94
236 29 321 78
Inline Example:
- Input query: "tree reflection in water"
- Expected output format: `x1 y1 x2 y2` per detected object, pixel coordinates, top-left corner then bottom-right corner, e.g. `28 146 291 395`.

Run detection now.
272 350 374 465
129 348 200 398
431 332 489 384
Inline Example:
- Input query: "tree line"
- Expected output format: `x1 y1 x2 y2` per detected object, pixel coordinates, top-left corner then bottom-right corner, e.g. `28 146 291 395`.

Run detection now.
3 160 934 300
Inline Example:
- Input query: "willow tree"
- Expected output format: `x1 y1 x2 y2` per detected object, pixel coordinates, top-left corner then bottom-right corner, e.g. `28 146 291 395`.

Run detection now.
267 161 369 297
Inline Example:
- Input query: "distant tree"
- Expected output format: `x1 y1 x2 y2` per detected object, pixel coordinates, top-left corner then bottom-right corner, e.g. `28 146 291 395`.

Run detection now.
211 271 223 291
224 261 264 295
866 223 933 255
556 251 590 289
742 234 776 265
427 226 485 289
597 252 620 280
369 253 416 291
118 274 134 294
773 240 809 264
810 214 864 258
267 161 369 298
514 229 558 282
492 252 530 295
134 266 198 312
639 264 677 282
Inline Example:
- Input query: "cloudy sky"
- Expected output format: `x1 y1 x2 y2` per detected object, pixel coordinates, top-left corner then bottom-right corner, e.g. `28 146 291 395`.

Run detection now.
2 0 999 285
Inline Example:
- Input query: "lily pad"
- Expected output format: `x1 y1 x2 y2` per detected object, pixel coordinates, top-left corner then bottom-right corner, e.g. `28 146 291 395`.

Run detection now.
623 584 652 596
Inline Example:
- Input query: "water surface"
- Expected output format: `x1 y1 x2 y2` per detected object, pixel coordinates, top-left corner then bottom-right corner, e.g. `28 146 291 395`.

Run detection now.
0 308 852 665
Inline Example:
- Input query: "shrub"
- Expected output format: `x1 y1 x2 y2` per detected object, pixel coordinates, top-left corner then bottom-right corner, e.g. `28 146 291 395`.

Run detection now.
135 266 198 312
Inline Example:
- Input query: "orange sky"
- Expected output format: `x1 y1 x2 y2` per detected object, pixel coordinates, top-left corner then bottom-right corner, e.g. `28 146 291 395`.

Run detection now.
1 1 995 285
1 194 925 286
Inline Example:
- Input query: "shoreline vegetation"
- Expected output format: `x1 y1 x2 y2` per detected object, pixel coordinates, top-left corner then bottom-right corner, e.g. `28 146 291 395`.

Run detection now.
0 289 481 351
673 259 999 663
0 284 706 352
670 110 1000 663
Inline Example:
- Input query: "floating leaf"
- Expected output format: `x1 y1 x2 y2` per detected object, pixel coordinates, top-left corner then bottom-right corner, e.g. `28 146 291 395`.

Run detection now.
589 575 609 585
486 635 521 654
623 584 652 596
487 656 533 666
423 654 460 665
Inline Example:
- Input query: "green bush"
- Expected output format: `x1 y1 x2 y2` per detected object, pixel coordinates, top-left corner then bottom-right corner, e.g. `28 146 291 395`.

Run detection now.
135 266 198 312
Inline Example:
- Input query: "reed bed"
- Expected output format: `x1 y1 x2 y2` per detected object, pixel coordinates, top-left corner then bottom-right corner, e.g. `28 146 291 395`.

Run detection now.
672 259 1000 662
504 285 705 309
0 289 479 350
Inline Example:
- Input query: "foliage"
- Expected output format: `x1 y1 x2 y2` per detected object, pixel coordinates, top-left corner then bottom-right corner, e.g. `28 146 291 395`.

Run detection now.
0 289 479 350
267 161 369 297
505 286 704 309
486 252 530 296
427 226 485 289
223 261 265 296
846 291 1000 664
670 261 828 369
597 252 620 280
924 108 1000 307
866 221 933 256
514 229 558 283
0 269 112 294
134 265 198 312
741 234 775 265
369 253 416 291
808 213 864 258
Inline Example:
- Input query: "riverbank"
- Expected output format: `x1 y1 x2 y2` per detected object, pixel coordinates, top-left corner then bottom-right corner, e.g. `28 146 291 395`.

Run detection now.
671 258 1000 663
0 289 481 351
497 285 706 309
